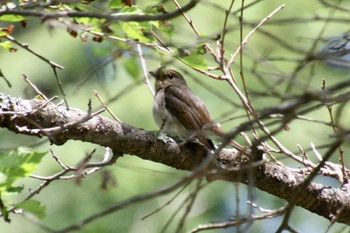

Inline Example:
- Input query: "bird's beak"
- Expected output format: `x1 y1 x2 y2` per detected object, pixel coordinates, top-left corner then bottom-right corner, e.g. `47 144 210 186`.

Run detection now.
150 68 166 80
149 71 157 79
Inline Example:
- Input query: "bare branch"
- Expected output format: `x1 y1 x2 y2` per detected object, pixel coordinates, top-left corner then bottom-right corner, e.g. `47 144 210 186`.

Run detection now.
1 94 350 225
0 0 199 22
228 4 286 66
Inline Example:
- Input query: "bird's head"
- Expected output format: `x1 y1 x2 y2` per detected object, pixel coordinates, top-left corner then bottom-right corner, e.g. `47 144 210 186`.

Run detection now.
149 68 187 92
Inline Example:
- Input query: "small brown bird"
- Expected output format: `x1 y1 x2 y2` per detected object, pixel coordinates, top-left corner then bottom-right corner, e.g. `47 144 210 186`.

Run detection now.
150 68 224 151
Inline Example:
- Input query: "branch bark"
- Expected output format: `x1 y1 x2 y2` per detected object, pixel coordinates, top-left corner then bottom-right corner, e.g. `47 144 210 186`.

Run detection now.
0 0 198 22
1 93 350 225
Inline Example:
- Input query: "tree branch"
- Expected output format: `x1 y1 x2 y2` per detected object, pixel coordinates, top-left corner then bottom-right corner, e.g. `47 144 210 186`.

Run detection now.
0 0 199 22
1 93 350 225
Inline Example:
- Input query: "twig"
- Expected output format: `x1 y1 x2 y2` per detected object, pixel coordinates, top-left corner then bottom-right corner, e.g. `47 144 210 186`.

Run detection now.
11 147 118 224
22 73 49 101
73 51 121 94
219 0 235 68
276 142 340 233
175 179 204 233
5 34 69 109
283 1 339 94
105 79 144 105
160 181 202 233
141 183 190 220
52 66 69 110
228 4 286 66
171 0 218 63
136 43 154 96
322 79 348 184
191 67 223 79
49 148 69 170
0 69 11 87
5 35 63 70
87 30 171 54
236 0 260 142
74 149 96 184
93 90 122 123
54 175 196 233
31 148 117 181
190 206 286 233
19 211 56 233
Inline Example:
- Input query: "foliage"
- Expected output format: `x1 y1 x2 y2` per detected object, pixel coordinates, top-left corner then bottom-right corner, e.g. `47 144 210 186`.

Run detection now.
0 148 46 193
0 148 46 221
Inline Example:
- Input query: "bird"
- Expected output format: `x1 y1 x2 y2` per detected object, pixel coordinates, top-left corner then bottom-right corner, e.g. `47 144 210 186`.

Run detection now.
319 31 350 68
150 68 229 151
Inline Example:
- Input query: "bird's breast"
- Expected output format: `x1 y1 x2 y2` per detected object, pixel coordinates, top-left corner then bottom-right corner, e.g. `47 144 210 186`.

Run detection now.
153 90 188 137
153 90 168 127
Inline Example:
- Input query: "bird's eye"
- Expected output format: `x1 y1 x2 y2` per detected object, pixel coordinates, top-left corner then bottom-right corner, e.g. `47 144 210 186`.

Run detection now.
168 73 174 79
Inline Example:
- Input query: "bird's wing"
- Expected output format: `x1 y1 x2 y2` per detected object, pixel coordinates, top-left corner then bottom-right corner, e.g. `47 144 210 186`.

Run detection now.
164 85 211 131
164 85 215 150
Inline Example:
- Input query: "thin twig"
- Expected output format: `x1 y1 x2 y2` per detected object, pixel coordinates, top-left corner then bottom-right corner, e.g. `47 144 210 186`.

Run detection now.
172 0 218 63
228 4 286 66
22 73 49 101
175 179 205 233
219 0 235 68
93 90 122 123
0 69 11 87
5 35 63 70
5 35 69 109
136 43 154 96
55 176 195 233
141 183 190 220
322 79 348 184
276 142 340 233
51 66 69 110
190 206 286 233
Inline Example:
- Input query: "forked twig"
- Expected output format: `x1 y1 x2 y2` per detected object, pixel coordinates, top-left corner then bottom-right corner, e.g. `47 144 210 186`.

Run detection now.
5 35 69 109
94 90 122 123
22 73 49 101
228 4 286 66
5 35 63 69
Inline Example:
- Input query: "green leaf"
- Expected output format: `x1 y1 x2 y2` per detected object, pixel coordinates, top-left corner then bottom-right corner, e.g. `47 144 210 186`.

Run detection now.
143 2 165 14
119 5 142 14
0 15 24 22
123 55 140 80
74 17 92 25
107 6 154 42
177 47 208 69
158 21 175 36
109 0 125 9
180 54 208 69
5 186 24 193
0 41 11 50
0 31 8 37
17 200 46 219
0 41 17 52
0 148 46 193
120 21 152 43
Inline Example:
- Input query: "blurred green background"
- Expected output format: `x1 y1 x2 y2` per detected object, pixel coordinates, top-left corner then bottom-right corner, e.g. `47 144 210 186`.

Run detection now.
1 0 350 232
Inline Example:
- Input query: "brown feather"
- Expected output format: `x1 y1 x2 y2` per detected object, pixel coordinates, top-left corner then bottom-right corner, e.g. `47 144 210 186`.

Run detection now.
164 84 214 150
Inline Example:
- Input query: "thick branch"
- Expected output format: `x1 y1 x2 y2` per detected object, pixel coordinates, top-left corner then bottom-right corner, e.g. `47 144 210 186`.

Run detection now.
1 93 350 225
0 0 198 22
